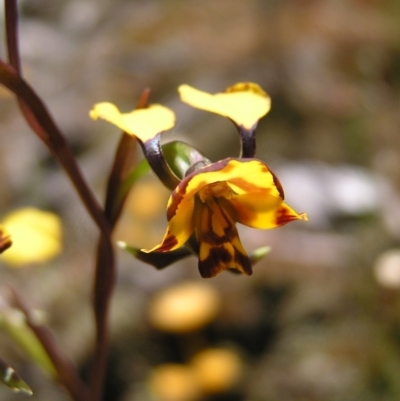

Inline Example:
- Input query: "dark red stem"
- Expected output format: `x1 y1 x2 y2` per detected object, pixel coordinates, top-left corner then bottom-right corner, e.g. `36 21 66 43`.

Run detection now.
11 290 91 401
2 2 118 401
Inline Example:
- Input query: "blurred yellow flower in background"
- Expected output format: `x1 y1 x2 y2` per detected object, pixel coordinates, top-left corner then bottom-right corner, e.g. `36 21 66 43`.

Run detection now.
148 364 199 401
0 208 62 266
148 282 221 333
190 348 242 394
147 348 243 401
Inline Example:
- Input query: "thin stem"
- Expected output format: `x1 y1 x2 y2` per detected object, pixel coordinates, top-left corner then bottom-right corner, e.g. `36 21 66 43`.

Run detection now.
11 290 90 401
2 4 117 401
0 66 114 399
90 236 115 401
135 87 150 109
135 88 180 190
89 128 137 401
237 123 257 158
0 61 111 239
104 130 137 225
3 1 109 236
4 0 21 72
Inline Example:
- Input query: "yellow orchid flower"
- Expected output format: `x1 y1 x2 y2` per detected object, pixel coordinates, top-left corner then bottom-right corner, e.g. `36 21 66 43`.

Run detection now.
89 103 175 143
142 158 307 278
178 83 271 130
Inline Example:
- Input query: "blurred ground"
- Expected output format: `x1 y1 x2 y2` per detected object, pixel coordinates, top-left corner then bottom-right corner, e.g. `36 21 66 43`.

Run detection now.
1 0 400 400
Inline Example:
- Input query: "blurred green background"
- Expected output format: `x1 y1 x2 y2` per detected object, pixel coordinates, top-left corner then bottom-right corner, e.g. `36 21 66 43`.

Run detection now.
1 0 400 400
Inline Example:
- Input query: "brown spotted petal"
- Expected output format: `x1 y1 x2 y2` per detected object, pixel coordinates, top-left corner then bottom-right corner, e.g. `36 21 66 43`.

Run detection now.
194 197 252 278
142 158 262 253
142 186 197 253
142 158 307 276
222 193 307 229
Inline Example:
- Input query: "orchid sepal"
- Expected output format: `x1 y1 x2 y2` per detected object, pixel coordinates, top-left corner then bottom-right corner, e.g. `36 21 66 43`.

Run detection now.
162 141 211 179
142 158 307 277
89 102 175 143
90 100 181 190
179 83 271 158
141 135 181 190
118 241 192 269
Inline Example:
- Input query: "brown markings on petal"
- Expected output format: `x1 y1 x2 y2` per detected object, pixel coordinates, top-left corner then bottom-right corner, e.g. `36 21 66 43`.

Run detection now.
197 200 252 277
191 159 232 176
227 162 274 194
276 207 299 226
155 235 179 252
228 177 267 193
233 249 253 275
166 159 234 222
217 160 237 174
192 158 250 178
218 197 257 226
199 202 234 245
166 178 192 221
227 178 252 192
167 158 248 222
269 168 285 199
198 242 252 278
237 159 269 172
199 246 232 278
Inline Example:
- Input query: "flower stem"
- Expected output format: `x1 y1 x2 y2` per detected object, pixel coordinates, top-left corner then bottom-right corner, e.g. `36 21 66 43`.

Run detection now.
2 2 118 401
11 290 90 401
237 124 257 158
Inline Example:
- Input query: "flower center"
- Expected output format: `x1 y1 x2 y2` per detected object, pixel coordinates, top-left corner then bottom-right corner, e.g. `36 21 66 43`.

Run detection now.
198 182 232 203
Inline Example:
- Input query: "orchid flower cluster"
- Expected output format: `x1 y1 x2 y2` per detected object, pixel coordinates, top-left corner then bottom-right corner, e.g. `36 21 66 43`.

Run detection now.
90 83 307 278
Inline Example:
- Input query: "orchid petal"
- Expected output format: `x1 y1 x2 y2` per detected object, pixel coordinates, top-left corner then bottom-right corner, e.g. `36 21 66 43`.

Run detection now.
222 194 307 229
179 83 271 129
173 158 281 205
143 157 307 277
144 158 290 251
89 103 175 143
142 196 195 253
195 198 252 278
